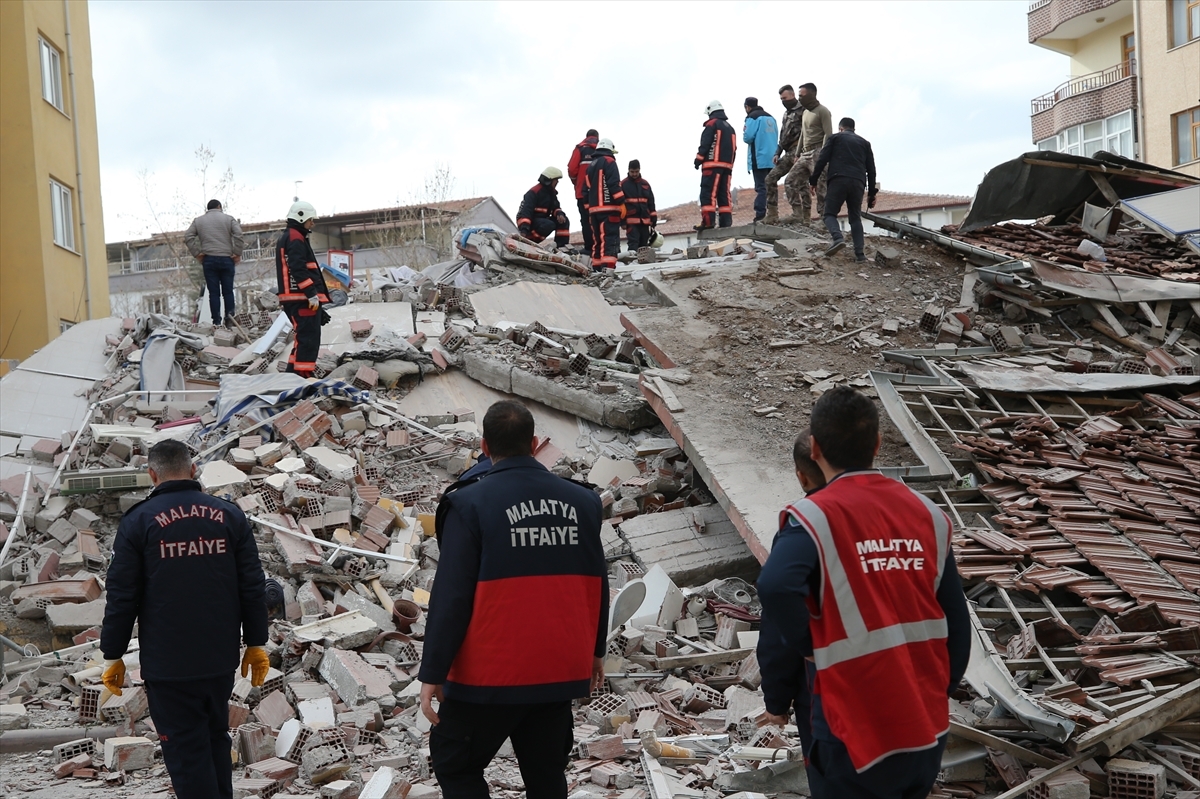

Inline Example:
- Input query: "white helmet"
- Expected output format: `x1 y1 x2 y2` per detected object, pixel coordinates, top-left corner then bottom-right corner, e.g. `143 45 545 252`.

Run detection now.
540 166 563 181
288 200 317 223
597 138 618 153
705 100 724 115
650 230 665 248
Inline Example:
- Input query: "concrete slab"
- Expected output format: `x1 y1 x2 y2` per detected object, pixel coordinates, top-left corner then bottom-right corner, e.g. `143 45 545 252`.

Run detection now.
321 303 415 356
621 273 794 562
619 504 758 585
470 281 628 337
698 222 795 242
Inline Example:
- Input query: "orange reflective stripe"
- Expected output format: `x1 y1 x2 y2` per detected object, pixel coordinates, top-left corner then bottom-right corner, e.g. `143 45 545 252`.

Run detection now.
297 278 314 289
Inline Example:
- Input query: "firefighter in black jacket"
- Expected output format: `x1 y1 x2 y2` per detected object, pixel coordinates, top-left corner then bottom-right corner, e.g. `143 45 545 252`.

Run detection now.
696 100 737 229
275 201 329 377
419 401 608 799
100 440 268 799
584 138 625 270
620 160 658 252
517 167 570 248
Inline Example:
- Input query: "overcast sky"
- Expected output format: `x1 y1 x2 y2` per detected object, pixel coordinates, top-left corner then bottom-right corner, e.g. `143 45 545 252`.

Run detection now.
91 0 1066 241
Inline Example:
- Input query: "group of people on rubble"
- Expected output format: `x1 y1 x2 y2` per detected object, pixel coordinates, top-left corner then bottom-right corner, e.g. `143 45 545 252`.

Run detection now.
98 383 968 799
516 83 880 272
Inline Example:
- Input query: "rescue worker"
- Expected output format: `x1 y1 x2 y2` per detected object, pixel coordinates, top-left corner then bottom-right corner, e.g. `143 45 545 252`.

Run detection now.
763 85 803 225
275 200 330 377
620 159 657 252
517 167 570 248
782 83 834 226
100 440 268 799
584 138 625 270
567 129 600 255
757 387 970 798
743 97 779 222
695 100 736 230
810 117 878 262
418 400 608 799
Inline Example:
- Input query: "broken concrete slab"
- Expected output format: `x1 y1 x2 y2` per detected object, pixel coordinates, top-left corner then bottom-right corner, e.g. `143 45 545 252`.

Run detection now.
699 223 794 242
319 649 393 706
619 504 758 585
470 281 629 337
292 611 382 649
45 598 106 635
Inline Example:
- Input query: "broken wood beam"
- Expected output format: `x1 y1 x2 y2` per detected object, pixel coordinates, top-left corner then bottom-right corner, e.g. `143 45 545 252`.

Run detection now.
1071 678 1200 757
650 647 753 670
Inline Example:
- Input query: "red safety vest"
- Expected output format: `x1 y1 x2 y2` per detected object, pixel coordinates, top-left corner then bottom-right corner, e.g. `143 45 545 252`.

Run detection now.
781 471 952 772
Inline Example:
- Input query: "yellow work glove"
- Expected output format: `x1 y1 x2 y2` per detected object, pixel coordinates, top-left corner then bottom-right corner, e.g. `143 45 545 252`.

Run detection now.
619 204 628 221
307 296 320 311
102 659 126 696
240 646 270 687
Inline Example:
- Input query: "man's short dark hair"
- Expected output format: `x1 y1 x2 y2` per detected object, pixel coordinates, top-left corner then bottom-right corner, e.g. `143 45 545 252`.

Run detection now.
148 440 193 477
586 128 598 138
482 400 535 458
810 386 879 471
792 426 825 487
799 82 817 94
839 117 856 130
778 84 794 95
207 199 222 210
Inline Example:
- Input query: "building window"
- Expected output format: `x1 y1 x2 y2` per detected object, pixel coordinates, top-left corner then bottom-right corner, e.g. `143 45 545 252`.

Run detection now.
50 179 75 250
1122 32 1136 73
59 320 75 334
1175 107 1200 165
1104 111 1133 159
1039 111 1134 159
1172 0 1200 47
144 295 169 315
38 37 64 111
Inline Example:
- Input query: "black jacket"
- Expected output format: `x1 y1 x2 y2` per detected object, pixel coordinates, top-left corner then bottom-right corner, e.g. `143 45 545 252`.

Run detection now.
276 219 329 303
516 181 565 235
620 176 657 226
696 110 736 171
585 149 625 214
418 456 608 704
100 480 267 681
811 130 877 191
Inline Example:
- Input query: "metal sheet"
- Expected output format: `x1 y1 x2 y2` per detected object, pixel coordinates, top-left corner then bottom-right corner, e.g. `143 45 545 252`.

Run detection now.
1030 258 1200 302
958 363 1199 393
1120 185 1200 238
869 371 955 480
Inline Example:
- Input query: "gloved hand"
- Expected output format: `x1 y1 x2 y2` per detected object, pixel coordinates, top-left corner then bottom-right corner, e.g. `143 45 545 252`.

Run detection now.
867 193 878 209
307 296 320 311
694 159 702 170
518 223 531 237
240 646 270 687
619 204 627 221
102 659 126 696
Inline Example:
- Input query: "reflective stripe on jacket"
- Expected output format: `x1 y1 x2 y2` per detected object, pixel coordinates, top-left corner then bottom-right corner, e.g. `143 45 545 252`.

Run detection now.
585 151 625 214
517 182 564 232
620 176 657 226
696 111 736 171
781 471 952 772
568 136 598 201
275 222 330 303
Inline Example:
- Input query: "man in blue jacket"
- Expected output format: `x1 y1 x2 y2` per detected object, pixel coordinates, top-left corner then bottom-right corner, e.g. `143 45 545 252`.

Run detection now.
743 97 779 222
419 400 608 799
100 440 268 799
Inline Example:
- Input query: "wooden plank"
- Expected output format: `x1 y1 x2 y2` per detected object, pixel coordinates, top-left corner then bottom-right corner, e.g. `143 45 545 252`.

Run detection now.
993 751 1096 799
1072 678 1200 757
1090 172 1122 205
948 721 1057 768
1091 302 1130 338
653 378 684 413
650 647 753 670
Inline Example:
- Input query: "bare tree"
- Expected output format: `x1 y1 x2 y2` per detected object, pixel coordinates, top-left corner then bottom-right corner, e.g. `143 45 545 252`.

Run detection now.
362 164 461 269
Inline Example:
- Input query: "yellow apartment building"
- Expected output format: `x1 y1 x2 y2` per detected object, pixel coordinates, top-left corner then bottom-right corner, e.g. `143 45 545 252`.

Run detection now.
1028 0 1200 177
0 0 108 364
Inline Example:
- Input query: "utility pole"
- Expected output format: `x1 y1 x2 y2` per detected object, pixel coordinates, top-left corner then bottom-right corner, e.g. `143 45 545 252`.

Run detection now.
293 180 303 201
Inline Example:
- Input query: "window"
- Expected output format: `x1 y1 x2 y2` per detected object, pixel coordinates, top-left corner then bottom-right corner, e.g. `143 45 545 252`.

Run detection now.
38 37 63 110
59 320 75 334
1038 111 1135 159
1104 111 1133 159
144 295 169 315
1175 107 1200 165
1171 0 1200 47
1122 32 1136 73
50 179 75 250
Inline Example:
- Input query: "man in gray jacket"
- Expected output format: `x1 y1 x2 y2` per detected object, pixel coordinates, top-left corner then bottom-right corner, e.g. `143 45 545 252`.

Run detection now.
184 200 244 328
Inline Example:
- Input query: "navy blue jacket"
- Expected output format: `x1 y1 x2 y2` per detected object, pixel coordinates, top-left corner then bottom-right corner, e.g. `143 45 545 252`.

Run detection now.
756 475 970 747
100 480 267 681
811 130 877 189
418 456 608 704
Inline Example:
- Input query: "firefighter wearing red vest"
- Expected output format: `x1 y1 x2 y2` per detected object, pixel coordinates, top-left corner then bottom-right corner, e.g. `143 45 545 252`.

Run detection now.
620 160 657 252
584 138 625 270
567 129 599 254
695 100 737 230
419 400 608 799
756 386 970 798
274 201 329 378
516 167 570 248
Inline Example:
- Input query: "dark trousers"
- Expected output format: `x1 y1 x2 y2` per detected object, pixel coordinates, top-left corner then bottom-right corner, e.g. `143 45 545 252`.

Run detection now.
144 674 235 799
577 198 593 253
823 176 866 257
529 216 569 248
282 300 321 377
626 223 650 251
589 213 621 269
430 698 573 799
203 256 236 324
751 167 771 220
807 734 946 799
699 168 732 228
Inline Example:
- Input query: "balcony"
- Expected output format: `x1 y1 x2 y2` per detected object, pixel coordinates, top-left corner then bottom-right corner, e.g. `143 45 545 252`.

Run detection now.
1029 0 1129 48
1030 63 1136 142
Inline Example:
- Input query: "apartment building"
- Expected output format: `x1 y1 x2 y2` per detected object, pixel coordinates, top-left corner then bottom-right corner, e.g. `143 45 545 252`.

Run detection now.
1028 0 1200 176
0 0 109 363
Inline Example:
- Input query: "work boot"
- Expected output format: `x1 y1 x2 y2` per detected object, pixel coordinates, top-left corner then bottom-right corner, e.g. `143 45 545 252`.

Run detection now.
224 314 235 329
824 240 846 257
762 208 779 225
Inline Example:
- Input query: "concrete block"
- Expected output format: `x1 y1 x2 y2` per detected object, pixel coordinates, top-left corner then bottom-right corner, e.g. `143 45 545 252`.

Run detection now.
69 507 100 529
319 649 393 706
360 766 410 799
1104 758 1165 798
46 598 106 635
1025 768 1089 799
297 697 336 728
253 689 296 728
0 703 29 730
335 591 395 632
55 752 94 778
103 736 155 771
322 780 362 798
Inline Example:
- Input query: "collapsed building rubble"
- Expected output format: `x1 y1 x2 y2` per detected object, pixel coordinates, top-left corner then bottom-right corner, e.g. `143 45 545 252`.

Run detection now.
2 158 1200 797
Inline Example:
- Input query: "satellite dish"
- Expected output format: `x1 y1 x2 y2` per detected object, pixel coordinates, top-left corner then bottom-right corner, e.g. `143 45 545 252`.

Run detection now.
609 579 647 634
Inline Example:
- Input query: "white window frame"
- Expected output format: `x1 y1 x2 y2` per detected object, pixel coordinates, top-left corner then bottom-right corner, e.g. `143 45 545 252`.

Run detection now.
59 319 75 334
144 295 169 315
1038 111 1135 159
50 178 75 251
38 37 64 111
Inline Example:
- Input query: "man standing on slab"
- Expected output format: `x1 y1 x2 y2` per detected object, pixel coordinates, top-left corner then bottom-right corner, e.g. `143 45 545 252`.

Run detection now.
184 199 244 328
